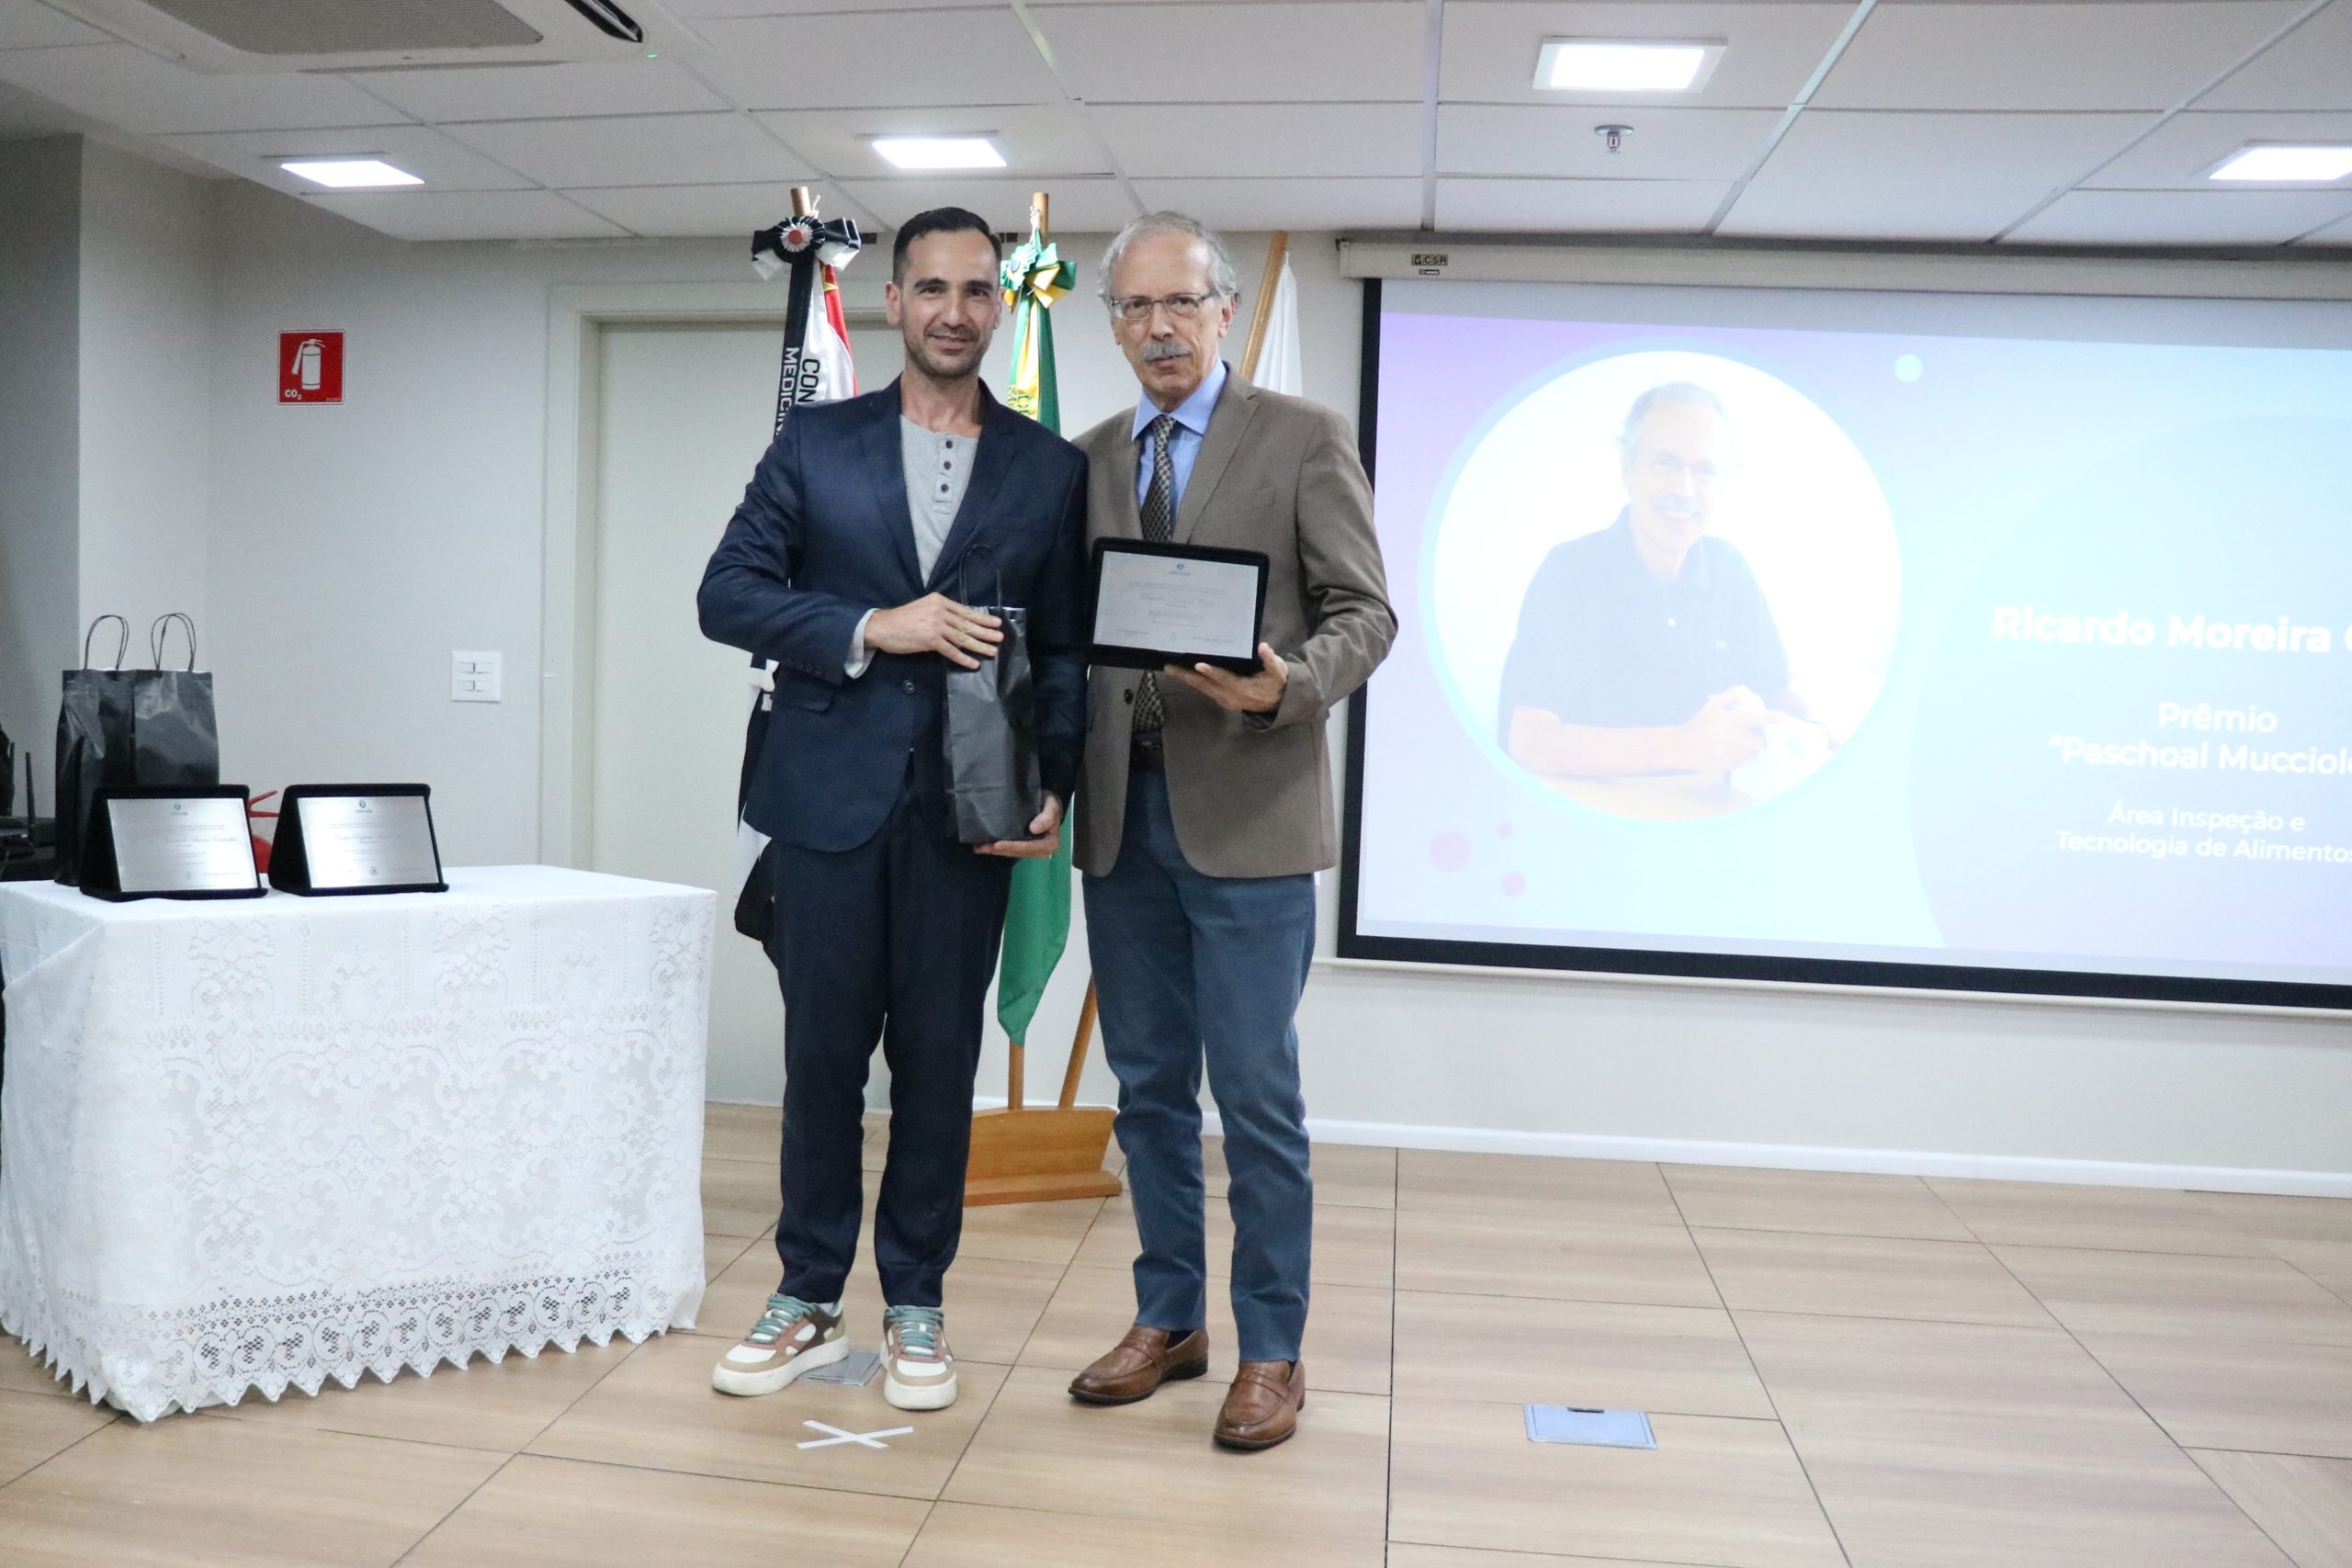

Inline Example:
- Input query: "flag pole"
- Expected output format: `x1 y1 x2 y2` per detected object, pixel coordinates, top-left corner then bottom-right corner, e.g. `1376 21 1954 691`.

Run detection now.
1002 186 1054 1119
1239 231 1289 380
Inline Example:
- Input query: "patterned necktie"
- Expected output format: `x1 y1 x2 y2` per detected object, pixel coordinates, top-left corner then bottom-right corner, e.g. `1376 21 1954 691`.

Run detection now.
1131 413 1178 736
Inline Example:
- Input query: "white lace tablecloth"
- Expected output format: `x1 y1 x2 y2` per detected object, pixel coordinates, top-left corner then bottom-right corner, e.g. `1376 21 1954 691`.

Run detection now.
0 864 714 1421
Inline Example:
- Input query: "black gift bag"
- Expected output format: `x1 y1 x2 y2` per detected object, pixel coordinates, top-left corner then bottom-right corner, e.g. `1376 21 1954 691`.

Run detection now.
54 615 136 886
943 551 1044 845
134 613 220 791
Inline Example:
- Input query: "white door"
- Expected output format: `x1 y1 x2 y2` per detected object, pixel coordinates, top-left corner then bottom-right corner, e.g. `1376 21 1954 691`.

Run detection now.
590 321 799 1103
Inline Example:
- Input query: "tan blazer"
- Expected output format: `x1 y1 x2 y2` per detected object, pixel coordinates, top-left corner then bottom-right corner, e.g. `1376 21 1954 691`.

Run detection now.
1072 369 1395 879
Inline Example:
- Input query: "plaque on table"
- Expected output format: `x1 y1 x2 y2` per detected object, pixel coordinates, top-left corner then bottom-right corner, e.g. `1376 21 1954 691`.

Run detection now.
268 784 448 896
1088 538 1269 675
77 785 265 901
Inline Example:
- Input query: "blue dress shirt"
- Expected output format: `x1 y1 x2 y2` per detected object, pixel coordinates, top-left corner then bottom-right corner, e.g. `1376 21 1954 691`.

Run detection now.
1131 357 1227 512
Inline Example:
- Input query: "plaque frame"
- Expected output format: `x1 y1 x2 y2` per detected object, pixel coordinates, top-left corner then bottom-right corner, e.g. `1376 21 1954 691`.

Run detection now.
268 783 449 897
1088 538 1270 675
78 785 266 901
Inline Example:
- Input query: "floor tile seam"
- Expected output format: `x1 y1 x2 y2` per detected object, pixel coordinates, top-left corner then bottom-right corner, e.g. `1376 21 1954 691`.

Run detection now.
927 1493 1388 1547
388 1450 521 1568
1972 1237 2301 1262
2279 1255 2352 1309
1977 1245 2301 1562
1000 1179 1102 1382
931 1343 1029 1505
514 1444 948 1506
190 1405 566 1460
0 1403 122 1495
504 1320 664 1457
2177 1440 2352 1462
1661 1167 1856 1568
892 1499 938 1568
1668 1219 1986 1244
1383 1524 1805 1568
1392 1201 1695 1232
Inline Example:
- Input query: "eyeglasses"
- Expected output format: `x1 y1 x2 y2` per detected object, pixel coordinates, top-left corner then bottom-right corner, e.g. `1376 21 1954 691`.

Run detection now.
1107 291 1223 323
1642 453 1727 489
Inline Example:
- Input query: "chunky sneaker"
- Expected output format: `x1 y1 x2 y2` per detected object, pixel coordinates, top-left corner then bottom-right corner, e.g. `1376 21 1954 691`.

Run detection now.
711 1294 846 1396
880 1305 956 1411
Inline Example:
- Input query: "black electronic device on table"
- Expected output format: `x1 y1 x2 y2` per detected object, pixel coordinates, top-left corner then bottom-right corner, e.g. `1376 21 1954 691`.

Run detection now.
77 785 265 902
267 784 448 897
1087 537 1271 675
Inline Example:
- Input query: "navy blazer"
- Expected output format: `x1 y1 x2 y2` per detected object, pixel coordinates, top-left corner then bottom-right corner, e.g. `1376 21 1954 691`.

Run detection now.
698 378 1091 852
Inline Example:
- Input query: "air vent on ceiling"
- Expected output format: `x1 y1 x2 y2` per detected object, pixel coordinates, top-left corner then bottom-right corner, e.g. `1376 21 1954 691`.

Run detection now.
135 0 540 55
51 0 699 71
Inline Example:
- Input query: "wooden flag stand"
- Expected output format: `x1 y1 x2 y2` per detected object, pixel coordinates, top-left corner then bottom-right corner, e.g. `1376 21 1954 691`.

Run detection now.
963 223 1292 1208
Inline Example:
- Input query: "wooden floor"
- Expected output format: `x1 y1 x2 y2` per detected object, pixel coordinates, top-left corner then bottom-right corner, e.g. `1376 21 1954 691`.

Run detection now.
3 1102 2350 1567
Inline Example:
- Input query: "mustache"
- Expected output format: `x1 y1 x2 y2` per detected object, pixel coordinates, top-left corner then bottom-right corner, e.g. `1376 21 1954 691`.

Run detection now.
1653 495 1704 519
1140 339 1192 365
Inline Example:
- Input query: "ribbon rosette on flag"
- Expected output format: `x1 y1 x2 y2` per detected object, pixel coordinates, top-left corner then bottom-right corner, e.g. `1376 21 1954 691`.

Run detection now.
993 195 1079 1049
730 189 863 942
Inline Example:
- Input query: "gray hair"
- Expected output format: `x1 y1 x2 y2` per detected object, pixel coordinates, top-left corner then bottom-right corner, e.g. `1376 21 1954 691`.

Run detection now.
1617 382 1730 456
1099 211 1239 306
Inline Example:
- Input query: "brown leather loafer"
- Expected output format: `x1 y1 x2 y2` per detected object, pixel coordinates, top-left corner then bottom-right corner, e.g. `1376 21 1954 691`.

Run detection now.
1068 1325 1210 1405
1214 1359 1306 1450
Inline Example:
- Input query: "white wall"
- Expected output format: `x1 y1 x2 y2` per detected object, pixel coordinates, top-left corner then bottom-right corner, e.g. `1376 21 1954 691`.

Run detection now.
77 141 213 647
0 137 82 805
190 177 2350 1190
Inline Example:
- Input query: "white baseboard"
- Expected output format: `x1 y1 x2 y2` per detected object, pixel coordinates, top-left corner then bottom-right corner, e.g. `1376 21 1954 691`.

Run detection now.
954 1095 2352 1199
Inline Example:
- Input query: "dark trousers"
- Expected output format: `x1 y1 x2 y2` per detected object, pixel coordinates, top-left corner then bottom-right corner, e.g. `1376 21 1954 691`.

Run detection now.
1082 770 1317 1361
764 761 1012 1308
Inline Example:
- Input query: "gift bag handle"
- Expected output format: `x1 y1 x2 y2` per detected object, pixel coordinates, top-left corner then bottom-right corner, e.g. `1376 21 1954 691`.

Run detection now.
151 612 198 672
956 544 1006 614
82 614 129 671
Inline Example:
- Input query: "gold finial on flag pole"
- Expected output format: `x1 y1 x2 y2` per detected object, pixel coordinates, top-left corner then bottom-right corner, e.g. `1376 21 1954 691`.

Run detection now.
790 185 814 219
1240 231 1289 381
1031 190 1049 234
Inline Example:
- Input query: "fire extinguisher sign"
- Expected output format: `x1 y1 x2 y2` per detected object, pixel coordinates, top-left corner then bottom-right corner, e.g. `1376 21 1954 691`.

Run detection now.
278 331 344 404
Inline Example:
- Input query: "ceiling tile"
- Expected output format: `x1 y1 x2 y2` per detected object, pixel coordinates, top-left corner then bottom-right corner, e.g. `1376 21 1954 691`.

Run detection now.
1035 3 1424 103
444 112 808 188
1814 2 2306 112
690 9 1063 110
2086 110 2352 189
2004 186 2352 245
163 123 533 194
1436 175 1730 231
1131 175 1422 228
1439 103 1781 178
2200 0 2352 112
755 102 1108 179
0 42 401 135
1096 102 1420 178
304 188 628 243
1718 108 2157 239
563 179 824 236
657 0 978 13
834 174 1139 231
0 3 108 49
1440 3 1857 110
346 60 727 123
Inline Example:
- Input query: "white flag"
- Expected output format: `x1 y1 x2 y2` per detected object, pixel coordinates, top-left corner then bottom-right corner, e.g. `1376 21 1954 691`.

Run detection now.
1256 256 1304 396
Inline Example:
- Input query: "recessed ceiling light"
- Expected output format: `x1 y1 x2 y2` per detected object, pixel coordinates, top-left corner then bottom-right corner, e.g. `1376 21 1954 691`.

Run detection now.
1535 39 1723 93
872 136 1006 171
2209 144 2352 183
280 159 423 189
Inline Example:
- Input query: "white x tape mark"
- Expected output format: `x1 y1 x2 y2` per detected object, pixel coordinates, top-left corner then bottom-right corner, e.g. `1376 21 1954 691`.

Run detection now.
797 1420 915 1450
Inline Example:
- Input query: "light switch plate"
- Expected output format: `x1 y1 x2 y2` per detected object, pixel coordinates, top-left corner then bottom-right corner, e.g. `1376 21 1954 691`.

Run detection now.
452 650 502 703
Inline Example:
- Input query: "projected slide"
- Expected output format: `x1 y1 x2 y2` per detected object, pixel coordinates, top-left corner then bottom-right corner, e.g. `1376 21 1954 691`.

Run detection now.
1347 278 2352 1005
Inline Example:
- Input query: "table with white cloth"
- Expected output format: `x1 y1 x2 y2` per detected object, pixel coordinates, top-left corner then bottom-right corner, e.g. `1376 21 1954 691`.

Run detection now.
0 864 715 1421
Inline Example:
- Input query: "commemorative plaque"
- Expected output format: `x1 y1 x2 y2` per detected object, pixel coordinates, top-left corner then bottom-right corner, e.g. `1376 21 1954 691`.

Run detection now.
1089 538 1269 675
268 784 447 896
78 785 265 901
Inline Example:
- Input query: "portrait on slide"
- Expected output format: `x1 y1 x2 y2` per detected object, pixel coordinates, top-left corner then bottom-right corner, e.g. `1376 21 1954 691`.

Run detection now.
1430 350 1901 820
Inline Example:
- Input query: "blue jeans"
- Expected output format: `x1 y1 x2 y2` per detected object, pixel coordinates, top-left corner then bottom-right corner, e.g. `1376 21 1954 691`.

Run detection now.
1082 770 1317 1362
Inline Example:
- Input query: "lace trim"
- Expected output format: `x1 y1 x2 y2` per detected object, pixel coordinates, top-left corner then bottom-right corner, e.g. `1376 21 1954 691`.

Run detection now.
2 1263 704 1423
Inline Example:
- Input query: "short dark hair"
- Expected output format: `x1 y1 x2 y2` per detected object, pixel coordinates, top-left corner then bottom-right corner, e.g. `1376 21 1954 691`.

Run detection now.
892 207 1001 281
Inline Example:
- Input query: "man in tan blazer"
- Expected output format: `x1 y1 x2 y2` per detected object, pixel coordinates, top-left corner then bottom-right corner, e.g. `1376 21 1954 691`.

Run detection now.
1063 212 1393 1450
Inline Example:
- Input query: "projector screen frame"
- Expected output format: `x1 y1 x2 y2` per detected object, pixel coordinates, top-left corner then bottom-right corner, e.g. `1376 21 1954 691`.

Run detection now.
1336 270 2352 1014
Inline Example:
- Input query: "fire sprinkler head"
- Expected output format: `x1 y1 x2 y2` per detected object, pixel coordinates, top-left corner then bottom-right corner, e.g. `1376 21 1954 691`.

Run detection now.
1595 124 1634 153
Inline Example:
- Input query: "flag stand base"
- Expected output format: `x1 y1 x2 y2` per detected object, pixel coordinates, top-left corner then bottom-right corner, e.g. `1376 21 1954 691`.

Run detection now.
965 980 1123 1206
964 1106 1123 1206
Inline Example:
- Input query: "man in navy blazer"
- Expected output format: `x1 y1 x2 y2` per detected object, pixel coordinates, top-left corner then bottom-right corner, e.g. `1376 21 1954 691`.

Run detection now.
697 208 1088 1414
